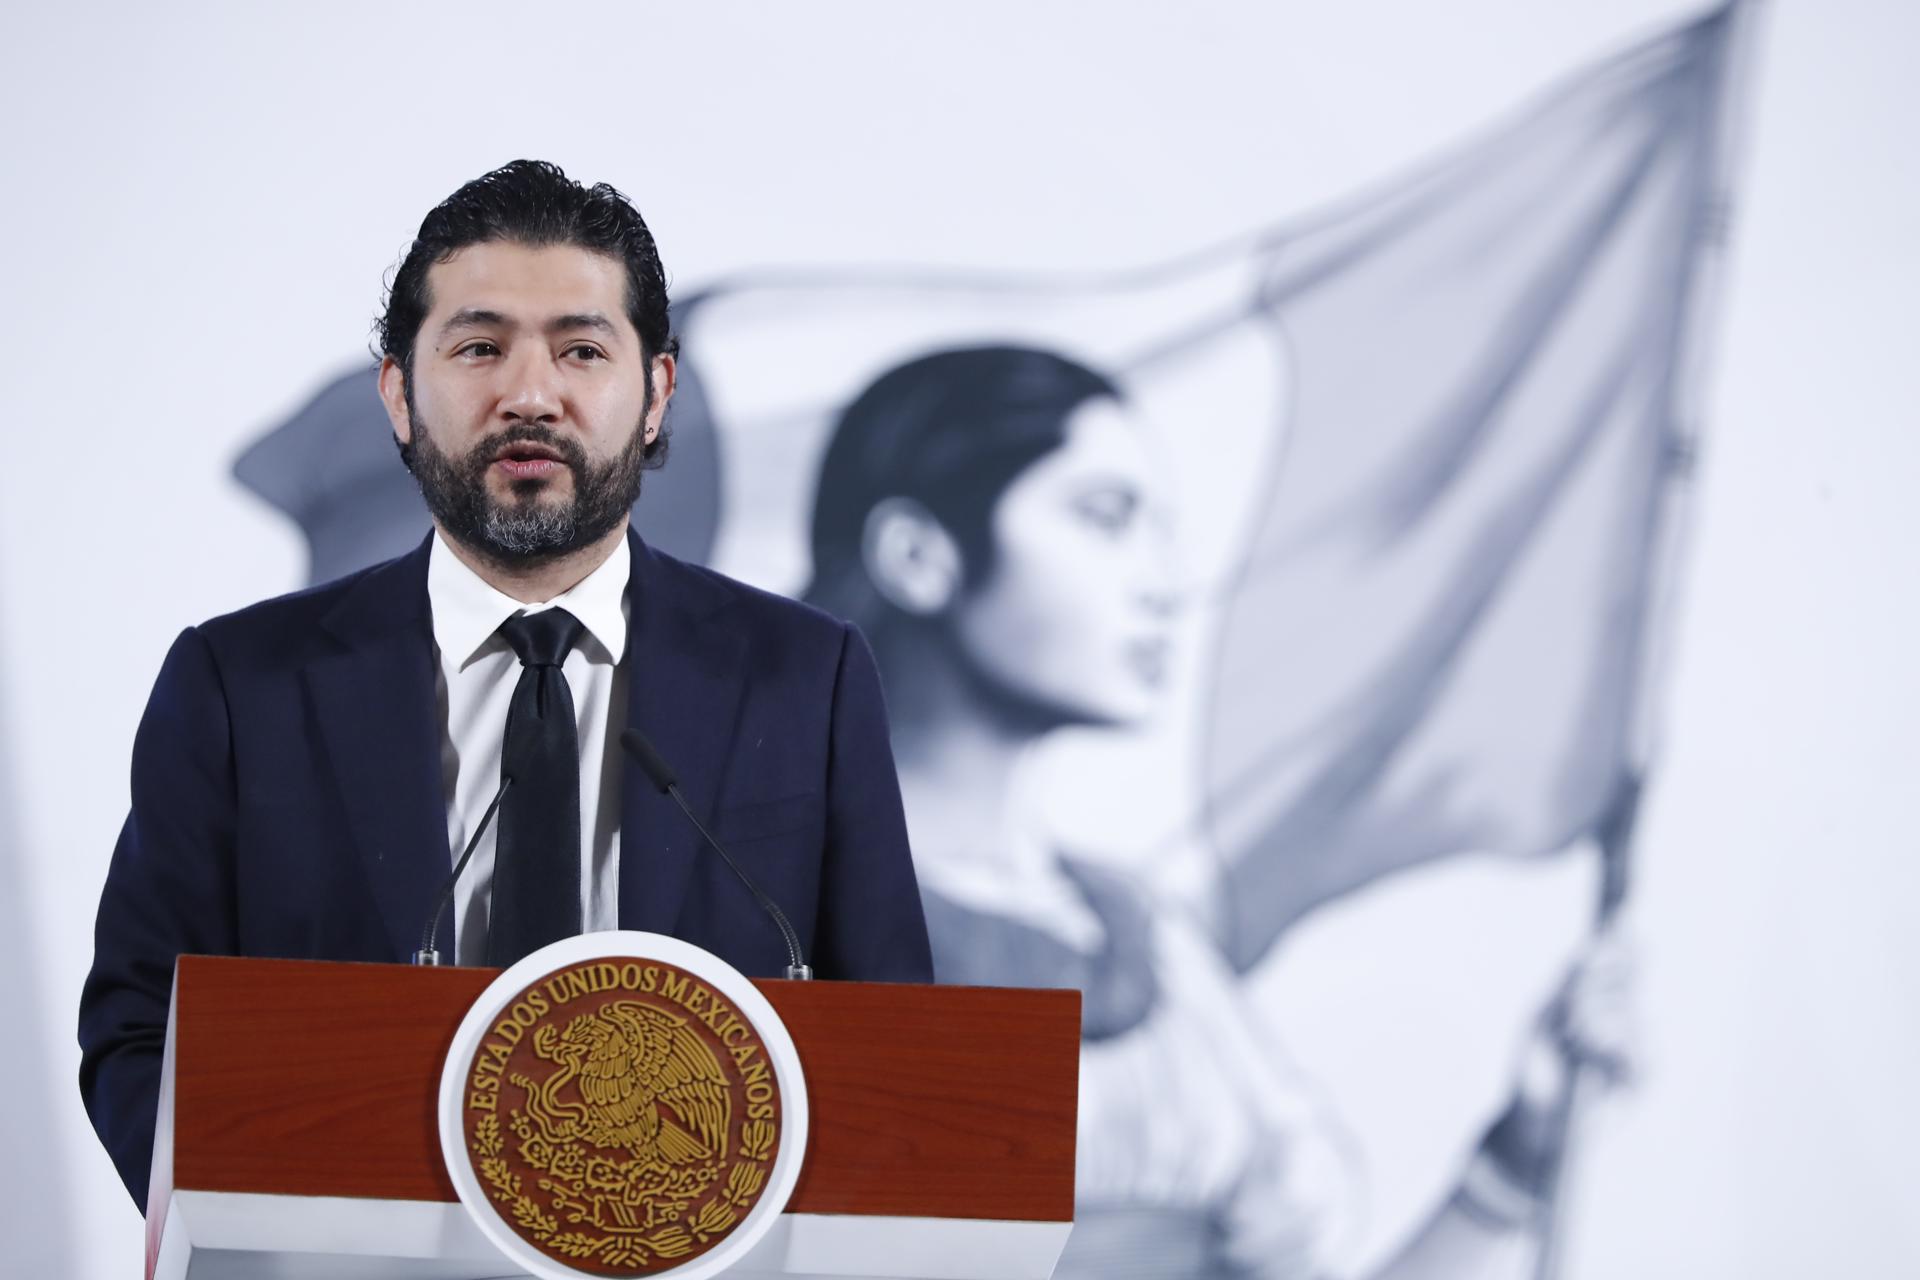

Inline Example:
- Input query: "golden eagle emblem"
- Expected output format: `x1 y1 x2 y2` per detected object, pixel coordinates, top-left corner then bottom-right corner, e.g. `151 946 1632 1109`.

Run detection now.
462 960 782 1274
523 1001 731 1173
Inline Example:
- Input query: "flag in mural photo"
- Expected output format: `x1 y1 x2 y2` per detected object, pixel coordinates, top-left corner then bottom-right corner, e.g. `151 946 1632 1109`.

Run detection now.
235 5 1754 1276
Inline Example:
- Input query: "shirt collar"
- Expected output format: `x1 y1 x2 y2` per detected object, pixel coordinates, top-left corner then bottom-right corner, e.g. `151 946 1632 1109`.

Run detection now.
427 530 631 672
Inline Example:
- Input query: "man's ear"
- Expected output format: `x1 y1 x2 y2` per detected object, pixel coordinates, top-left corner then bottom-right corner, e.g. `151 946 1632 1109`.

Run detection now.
861 497 963 616
644 352 677 446
377 355 413 446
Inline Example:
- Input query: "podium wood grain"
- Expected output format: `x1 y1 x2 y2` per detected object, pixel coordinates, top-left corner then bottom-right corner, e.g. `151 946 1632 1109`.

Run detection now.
169 956 1078 1222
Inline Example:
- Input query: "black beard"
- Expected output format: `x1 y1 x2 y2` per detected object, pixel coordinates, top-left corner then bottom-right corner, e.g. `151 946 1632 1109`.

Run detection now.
404 416 649 569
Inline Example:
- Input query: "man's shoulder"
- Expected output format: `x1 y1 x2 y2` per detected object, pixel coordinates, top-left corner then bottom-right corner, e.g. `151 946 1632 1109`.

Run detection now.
192 544 427 667
644 543 849 647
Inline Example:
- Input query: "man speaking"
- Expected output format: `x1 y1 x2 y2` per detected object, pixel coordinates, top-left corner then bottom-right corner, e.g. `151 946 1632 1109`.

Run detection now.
78 160 933 1211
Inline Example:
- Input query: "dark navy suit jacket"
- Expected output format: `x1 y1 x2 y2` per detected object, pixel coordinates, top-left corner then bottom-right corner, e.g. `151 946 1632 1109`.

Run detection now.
78 531 932 1211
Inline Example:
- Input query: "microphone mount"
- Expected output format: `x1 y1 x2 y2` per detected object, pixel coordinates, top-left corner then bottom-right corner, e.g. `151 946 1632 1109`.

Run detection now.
413 775 514 966
621 728 813 980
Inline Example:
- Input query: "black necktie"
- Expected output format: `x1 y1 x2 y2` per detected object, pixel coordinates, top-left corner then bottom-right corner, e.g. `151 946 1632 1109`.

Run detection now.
487 607 586 965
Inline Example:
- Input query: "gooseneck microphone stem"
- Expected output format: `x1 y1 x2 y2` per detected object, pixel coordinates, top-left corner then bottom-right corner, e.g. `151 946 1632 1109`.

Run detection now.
621 728 813 980
663 785 814 981
413 775 514 966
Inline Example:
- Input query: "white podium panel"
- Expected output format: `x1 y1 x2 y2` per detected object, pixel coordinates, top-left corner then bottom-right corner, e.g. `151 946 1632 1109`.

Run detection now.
155 1192 1072 1280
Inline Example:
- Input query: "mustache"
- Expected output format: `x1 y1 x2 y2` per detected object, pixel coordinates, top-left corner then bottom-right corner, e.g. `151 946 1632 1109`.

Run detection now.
467 424 589 473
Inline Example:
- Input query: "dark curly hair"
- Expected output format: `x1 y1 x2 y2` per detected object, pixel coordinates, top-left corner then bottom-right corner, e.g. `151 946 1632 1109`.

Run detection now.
804 344 1122 637
376 159 677 467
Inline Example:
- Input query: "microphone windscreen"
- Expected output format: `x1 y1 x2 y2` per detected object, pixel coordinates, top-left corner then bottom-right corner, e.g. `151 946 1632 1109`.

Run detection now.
621 728 679 793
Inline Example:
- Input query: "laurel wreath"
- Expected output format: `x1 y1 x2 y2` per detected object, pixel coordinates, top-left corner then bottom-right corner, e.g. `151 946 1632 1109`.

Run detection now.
740 1119 775 1162
471 1110 776 1266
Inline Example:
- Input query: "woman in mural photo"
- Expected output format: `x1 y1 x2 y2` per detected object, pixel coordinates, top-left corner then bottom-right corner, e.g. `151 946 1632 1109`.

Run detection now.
803 344 1626 1280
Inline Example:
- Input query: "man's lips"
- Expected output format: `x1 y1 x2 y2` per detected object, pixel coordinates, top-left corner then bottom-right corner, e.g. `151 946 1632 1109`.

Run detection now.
492 443 568 480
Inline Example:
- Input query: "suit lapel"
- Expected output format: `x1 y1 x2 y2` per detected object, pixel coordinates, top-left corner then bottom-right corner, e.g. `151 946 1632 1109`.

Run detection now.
304 538 451 962
619 533 748 934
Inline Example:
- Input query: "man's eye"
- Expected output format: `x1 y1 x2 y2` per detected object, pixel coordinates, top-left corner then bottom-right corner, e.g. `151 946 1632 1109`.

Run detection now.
567 344 606 362
458 341 499 358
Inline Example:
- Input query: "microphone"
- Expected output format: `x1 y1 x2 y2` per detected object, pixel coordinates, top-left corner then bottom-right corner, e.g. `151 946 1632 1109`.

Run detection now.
621 728 813 980
412 774 514 966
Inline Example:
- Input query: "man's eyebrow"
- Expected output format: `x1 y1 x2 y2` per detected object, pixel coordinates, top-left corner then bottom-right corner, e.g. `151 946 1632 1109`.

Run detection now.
435 309 618 340
547 312 617 336
438 307 511 337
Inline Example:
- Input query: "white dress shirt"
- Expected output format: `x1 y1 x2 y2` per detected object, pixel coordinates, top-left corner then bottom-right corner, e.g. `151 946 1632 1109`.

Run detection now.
427 532 630 965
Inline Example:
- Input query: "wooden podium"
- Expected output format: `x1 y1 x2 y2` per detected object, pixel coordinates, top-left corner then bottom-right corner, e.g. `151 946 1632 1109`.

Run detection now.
148 956 1079 1279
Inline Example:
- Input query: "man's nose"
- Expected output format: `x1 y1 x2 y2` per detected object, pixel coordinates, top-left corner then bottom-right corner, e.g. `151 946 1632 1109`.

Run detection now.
497 349 563 423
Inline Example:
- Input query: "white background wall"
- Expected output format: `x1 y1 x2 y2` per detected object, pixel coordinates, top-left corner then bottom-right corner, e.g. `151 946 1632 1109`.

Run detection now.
1 2 1913 1276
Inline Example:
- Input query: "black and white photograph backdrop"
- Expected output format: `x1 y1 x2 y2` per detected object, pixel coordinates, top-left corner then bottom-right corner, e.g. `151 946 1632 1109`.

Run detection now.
3 2 1914 1277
